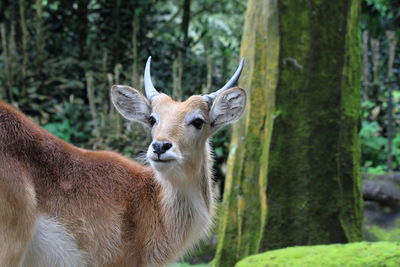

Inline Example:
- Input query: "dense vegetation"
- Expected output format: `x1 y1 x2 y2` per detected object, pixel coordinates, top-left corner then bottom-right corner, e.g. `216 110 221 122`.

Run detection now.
361 0 400 173
0 0 244 189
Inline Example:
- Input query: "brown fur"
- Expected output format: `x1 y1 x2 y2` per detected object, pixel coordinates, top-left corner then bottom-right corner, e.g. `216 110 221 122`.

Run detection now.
0 101 196 266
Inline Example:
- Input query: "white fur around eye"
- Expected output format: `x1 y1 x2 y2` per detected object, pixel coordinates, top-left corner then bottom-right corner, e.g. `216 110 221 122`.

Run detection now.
210 88 246 130
184 110 206 125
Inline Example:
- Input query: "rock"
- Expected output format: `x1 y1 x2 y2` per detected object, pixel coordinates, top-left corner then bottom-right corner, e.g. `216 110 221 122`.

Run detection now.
235 242 400 267
362 173 400 241
362 174 400 206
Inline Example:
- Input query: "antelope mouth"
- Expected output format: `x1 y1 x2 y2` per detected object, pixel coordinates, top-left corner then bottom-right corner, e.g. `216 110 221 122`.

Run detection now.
149 157 178 171
148 155 177 164
152 159 174 163
147 148 180 167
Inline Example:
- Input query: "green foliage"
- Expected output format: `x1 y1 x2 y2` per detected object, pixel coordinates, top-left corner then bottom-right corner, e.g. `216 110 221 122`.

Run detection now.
236 242 400 267
359 70 400 173
42 99 92 144
361 0 400 34
360 120 387 173
365 0 391 17
367 223 400 241
0 0 244 180
360 0 400 172
44 121 74 142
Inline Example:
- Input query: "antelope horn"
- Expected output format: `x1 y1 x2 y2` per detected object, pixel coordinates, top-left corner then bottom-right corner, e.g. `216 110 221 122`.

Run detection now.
144 56 160 100
204 58 244 103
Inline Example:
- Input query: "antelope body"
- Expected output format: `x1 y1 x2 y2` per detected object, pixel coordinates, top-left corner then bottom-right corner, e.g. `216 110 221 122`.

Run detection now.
0 57 246 267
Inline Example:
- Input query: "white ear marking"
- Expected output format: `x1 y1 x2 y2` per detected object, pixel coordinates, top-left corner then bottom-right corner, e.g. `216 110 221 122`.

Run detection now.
111 85 151 126
209 87 246 131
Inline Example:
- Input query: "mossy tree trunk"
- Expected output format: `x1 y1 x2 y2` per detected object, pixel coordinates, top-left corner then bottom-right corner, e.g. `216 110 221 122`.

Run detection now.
261 0 363 250
213 0 279 266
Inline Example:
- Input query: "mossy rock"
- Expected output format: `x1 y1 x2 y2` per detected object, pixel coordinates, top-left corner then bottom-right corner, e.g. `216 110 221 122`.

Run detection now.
235 242 400 267
366 224 400 242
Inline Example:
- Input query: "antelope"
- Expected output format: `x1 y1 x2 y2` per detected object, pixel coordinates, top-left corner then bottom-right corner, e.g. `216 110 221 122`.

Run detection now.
0 57 246 267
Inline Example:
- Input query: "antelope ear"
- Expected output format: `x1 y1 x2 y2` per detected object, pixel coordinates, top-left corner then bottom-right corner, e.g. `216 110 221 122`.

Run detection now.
111 85 151 127
209 87 246 131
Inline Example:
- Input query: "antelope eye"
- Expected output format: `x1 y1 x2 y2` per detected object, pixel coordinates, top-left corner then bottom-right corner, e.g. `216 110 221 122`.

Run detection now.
149 115 156 127
191 118 204 130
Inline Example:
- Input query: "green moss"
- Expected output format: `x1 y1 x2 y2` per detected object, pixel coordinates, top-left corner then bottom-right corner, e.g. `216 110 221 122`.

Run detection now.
236 242 400 267
366 218 400 241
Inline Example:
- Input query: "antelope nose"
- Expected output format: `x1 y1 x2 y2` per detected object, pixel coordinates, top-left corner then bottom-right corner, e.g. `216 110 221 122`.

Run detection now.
152 141 172 155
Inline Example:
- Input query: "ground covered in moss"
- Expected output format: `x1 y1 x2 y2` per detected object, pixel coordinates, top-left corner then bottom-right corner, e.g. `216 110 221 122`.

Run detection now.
235 242 400 266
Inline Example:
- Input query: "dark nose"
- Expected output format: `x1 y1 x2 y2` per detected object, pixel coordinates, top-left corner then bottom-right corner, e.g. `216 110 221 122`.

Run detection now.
152 141 173 155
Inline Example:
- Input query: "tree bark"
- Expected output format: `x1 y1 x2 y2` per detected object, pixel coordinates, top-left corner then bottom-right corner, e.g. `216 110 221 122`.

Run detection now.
213 0 279 266
261 0 363 250
18 0 28 96
34 0 44 67
172 0 191 101
181 0 191 51
172 52 183 101
385 31 396 173
0 23 11 101
77 0 89 62
362 30 369 100
131 16 140 87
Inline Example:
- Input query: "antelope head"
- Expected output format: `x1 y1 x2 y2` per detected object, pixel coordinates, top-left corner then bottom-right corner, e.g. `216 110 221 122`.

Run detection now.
111 57 246 180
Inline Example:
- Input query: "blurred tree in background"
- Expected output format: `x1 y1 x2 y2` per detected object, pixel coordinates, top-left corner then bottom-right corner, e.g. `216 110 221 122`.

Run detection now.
213 0 278 266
